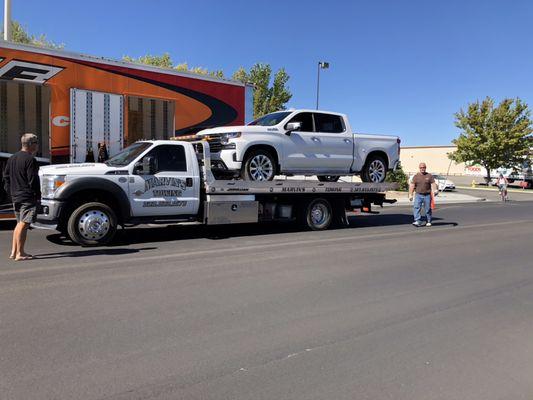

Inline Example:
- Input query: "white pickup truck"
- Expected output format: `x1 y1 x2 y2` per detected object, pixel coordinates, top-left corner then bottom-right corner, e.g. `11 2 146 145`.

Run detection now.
37 140 397 246
197 109 401 183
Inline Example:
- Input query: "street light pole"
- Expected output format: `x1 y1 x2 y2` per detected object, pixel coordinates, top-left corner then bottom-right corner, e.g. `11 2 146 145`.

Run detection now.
316 61 329 110
4 0 12 41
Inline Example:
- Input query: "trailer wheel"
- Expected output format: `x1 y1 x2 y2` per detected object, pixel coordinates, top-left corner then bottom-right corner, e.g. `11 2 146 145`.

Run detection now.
317 175 340 182
67 202 117 246
361 155 387 183
302 198 333 231
242 149 277 181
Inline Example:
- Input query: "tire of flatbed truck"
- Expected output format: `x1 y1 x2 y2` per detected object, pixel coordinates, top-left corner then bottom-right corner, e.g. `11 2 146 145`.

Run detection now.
300 198 333 231
67 202 117 246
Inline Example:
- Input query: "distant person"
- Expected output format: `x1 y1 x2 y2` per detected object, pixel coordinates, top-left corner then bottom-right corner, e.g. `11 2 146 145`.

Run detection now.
97 142 109 163
409 162 438 227
496 173 509 200
3 133 41 261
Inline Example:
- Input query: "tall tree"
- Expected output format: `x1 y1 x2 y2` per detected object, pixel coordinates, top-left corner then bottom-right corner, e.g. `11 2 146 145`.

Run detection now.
449 97 532 182
3 20 63 49
232 63 292 119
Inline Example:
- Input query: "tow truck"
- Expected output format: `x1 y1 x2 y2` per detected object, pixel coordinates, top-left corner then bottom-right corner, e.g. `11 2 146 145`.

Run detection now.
37 140 397 246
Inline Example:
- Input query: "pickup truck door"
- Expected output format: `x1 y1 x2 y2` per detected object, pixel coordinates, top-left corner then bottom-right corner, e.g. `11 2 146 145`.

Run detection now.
311 113 353 172
128 144 200 217
281 112 323 171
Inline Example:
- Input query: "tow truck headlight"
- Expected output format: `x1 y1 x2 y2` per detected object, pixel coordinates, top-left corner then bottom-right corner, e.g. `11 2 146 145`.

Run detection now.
220 132 241 144
41 175 66 198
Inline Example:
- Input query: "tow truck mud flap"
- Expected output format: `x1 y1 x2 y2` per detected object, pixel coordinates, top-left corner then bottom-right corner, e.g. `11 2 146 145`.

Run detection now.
205 201 259 225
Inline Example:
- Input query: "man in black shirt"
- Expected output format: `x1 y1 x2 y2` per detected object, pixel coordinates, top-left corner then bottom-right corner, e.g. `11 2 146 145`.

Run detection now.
3 133 41 261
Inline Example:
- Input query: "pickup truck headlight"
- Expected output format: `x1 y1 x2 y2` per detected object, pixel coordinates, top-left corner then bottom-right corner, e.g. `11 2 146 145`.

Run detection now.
220 132 241 144
41 175 66 198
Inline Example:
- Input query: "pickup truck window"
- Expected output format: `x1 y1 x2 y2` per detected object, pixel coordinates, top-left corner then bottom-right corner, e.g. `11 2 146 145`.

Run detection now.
144 144 187 172
314 113 345 133
248 111 291 126
105 142 151 166
285 112 314 132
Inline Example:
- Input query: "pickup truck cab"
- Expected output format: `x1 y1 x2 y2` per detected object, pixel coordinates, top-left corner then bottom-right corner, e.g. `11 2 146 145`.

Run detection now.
37 140 397 246
197 109 401 183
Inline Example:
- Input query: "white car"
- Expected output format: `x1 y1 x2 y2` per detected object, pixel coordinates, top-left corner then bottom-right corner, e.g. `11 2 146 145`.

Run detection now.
432 174 456 191
408 174 455 191
197 109 401 182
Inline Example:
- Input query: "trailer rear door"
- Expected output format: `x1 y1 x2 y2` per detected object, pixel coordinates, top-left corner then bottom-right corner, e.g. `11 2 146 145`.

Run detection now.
70 88 123 163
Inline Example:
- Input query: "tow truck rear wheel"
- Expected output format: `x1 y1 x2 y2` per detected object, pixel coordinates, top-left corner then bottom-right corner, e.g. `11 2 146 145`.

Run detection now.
301 198 333 231
67 202 117 246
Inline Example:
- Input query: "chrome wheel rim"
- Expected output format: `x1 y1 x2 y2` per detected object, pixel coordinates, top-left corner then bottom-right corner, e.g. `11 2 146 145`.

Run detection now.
249 154 274 181
78 210 110 240
310 203 329 226
368 160 385 182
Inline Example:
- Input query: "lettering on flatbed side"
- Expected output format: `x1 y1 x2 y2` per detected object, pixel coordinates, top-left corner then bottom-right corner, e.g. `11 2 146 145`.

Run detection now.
325 187 342 192
281 187 306 193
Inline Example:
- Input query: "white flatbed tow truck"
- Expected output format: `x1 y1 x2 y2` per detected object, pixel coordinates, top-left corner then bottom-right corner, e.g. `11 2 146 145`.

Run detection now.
37 140 397 246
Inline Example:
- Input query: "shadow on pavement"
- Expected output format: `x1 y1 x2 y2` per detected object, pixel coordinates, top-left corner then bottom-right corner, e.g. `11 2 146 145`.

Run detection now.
35 247 157 259
350 213 458 228
41 211 459 247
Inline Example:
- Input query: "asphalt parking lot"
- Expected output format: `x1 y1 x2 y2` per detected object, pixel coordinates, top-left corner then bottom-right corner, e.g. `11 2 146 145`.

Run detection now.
1 196 532 400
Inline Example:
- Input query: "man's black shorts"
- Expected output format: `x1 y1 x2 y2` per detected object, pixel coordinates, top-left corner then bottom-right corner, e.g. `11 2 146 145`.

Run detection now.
13 202 37 224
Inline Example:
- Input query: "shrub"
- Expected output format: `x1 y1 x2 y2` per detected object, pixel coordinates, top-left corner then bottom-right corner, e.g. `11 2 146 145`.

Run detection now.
385 165 409 191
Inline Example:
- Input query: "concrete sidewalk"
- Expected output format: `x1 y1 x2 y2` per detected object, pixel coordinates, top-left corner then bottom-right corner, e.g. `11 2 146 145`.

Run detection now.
387 191 485 205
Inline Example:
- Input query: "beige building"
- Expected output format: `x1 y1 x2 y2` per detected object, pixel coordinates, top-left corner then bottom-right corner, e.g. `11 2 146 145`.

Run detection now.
400 145 480 176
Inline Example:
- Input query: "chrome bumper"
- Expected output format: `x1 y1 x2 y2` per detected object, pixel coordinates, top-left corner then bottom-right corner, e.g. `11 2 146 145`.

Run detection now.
36 199 64 228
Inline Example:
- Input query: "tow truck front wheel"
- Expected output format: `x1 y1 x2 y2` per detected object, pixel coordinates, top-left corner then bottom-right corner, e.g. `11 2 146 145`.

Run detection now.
302 198 333 231
67 202 117 246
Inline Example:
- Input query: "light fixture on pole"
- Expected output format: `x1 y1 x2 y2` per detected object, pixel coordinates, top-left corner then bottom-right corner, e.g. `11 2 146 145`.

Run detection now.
316 61 329 109
4 0 12 41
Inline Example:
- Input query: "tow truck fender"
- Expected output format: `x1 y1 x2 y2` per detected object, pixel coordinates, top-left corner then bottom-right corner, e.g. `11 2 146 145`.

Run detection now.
54 177 131 220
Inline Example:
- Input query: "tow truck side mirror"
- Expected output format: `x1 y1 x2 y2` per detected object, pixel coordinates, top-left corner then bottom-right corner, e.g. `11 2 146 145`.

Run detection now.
285 122 301 135
136 156 157 175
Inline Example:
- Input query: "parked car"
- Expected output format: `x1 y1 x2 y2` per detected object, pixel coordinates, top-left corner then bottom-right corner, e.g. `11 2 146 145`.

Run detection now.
432 174 456 191
408 173 455 191
196 110 401 183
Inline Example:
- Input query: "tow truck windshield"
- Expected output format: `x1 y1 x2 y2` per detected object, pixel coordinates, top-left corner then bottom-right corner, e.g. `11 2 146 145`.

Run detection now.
105 142 152 166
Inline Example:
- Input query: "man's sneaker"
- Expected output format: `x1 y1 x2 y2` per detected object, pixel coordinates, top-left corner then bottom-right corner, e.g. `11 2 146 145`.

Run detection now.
412 221 424 227
426 222 432 227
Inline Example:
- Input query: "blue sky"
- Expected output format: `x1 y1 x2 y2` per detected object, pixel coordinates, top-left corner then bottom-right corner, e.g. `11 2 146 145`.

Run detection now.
7 0 533 145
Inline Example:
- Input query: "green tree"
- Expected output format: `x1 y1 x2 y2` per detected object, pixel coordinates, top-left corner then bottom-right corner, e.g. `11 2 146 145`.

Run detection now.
3 20 63 49
122 55 224 78
232 63 292 119
449 97 533 182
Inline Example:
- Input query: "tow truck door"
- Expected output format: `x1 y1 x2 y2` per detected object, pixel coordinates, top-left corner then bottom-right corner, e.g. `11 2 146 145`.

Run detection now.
128 144 200 217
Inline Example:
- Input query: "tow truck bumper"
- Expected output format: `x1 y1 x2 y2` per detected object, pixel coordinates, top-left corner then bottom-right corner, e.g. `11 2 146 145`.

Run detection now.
35 199 64 229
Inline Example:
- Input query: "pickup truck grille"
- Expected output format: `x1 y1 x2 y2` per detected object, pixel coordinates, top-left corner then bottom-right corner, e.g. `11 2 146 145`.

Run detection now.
173 134 222 153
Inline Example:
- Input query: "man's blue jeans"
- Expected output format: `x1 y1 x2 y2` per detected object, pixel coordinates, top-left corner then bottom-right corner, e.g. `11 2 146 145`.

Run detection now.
413 193 432 223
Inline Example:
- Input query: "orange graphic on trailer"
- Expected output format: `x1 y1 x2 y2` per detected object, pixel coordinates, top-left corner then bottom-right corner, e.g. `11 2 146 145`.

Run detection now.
0 44 246 160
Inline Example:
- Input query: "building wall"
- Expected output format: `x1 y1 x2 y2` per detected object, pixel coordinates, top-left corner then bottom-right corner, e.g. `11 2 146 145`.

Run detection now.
401 146 470 175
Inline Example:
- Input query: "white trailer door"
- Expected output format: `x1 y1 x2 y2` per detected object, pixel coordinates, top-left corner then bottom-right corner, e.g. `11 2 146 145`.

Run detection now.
70 89 124 163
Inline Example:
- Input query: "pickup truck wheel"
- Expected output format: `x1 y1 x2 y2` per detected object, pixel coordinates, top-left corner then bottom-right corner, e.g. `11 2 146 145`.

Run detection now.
362 156 387 183
67 202 117 246
317 175 340 182
303 198 332 231
242 150 277 181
